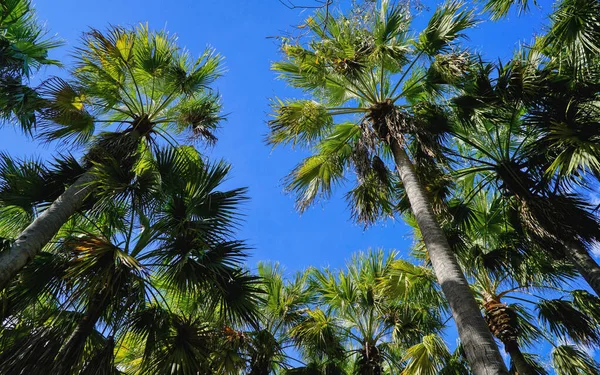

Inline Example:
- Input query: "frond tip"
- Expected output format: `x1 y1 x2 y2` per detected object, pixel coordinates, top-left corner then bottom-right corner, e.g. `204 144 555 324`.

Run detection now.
417 1 477 56
483 0 537 20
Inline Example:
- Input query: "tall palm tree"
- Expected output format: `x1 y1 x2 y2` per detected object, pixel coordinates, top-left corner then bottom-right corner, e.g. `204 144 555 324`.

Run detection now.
450 193 600 375
0 147 262 374
449 54 600 297
0 24 225 288
406 191 600 375
268 1 508 373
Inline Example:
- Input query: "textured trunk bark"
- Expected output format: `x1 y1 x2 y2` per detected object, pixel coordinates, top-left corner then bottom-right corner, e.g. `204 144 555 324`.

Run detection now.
54 291 106 375
362 343 382 375
504 341 533 375
389 141 508 375
0 171 96 289
564 241 600 297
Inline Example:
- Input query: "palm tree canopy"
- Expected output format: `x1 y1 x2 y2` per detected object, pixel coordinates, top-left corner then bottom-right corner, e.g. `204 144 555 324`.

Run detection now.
269 0 477 225
37 24 224 152
0 148 262 374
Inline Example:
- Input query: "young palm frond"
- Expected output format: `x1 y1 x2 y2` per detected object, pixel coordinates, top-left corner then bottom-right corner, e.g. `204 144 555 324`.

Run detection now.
289 308 345 362
401 334 452 375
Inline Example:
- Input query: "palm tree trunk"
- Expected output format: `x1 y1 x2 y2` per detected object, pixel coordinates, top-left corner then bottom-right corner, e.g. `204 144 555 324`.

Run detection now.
504 341 533 375
482 296 529 375
0 171 96 289
388 140 508 375
54 290 106 375
362 343 382 375
564 241 600 297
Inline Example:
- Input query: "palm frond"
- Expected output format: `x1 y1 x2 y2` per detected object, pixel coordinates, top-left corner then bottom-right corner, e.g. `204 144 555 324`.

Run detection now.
417 1 477 56
268 99 333 146
37 77 96 144
551 344 600 375
537 298 600 346
401 334 451 375
0 0 62 132
543 0 600 79
483 0 537 20
289 308 345 360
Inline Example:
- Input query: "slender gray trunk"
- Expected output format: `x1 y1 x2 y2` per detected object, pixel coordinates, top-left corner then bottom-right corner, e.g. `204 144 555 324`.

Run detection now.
564 241 600 297
505 341 533 375
389 141 508 375
0 171 96 289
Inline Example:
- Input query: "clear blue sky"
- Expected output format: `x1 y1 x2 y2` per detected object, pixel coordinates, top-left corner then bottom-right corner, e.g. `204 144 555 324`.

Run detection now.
2 1 548 272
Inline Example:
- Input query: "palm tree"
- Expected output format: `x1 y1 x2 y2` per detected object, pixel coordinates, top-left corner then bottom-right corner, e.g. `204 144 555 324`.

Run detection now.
447 194 579 375
406 192 600 375
286 306 348 374
0 147 262 374
0 24 225 288
268 1 508 372
449 54 600 297
454 200 551 375
119 297 261 375
233 262 316 374
478 0 600 179
309 250 453 375
0 0 61 129
229 251 463 375
215 261 344 374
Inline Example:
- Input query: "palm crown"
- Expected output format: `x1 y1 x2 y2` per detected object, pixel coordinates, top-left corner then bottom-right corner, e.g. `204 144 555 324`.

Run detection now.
39 24 223 150
269 0 476 224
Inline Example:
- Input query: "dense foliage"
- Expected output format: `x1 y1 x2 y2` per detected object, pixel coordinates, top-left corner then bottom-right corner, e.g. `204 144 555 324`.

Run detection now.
1 0 600 374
